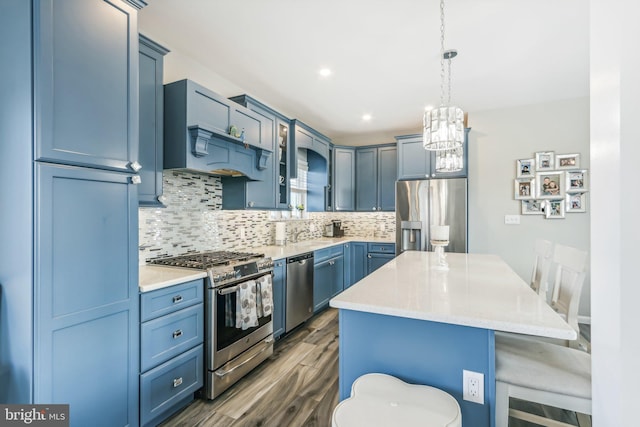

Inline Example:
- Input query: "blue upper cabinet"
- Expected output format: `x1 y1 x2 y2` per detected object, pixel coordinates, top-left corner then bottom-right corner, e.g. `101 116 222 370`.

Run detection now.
34 0 140 173
355 144 397 211
355 147 377 211
139 35 169 207
377 145 397 210
225 95 290 210
333 147 356 211
290 119 331 179
164 80 271 181
396 128 470 180
396 134 431 180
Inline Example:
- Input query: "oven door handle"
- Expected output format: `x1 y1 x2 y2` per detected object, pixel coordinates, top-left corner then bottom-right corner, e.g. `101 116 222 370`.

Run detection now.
214 337 274 378
217 286 239 296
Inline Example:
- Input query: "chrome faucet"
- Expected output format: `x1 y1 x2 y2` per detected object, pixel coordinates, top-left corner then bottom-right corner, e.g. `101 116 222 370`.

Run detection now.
292 229 305 243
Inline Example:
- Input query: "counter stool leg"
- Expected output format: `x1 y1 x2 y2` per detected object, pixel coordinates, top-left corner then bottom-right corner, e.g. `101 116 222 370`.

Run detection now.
576 412 592 427
495 381 510 427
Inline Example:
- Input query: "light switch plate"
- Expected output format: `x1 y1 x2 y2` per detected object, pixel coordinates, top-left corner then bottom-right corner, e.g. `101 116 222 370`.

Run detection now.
504 214 521 225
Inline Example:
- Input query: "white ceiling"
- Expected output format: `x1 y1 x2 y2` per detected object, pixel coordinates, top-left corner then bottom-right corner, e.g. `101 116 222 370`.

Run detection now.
139 0 588 145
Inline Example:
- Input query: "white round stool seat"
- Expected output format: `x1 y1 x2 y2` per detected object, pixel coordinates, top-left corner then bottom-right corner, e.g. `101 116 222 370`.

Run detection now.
332 373 462 427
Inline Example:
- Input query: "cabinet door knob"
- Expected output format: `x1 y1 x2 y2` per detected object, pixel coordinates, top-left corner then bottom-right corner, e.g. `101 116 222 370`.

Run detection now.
248 201 255 207
130 175 141 184
367 254 372 258
372 207 376 211
129 161 142 172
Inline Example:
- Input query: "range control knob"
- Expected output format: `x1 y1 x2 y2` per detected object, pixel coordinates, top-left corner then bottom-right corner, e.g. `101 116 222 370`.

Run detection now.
213 274 222 282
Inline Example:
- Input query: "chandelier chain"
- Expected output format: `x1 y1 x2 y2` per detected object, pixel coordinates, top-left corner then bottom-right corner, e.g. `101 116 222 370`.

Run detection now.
447 57 452 105
440 0 445 107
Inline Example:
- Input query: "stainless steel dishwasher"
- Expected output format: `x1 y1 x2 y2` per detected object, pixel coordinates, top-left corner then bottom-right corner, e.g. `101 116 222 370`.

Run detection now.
286 252 314 332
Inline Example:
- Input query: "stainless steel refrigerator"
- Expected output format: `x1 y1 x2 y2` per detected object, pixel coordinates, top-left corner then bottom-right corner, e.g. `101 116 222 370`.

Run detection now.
395 178 468 255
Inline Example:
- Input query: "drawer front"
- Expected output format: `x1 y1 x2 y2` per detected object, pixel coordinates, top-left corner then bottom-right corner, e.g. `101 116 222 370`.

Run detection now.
314 245 343 263
140 344 203 426
141 304 204 371
367 243 395 254
141 279 204 322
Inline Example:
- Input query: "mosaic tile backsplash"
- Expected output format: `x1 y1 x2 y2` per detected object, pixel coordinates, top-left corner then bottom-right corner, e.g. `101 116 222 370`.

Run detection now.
139 171 396 263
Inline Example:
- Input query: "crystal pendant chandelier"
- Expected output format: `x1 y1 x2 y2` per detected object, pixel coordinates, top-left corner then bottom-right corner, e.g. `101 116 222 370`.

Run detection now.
423 0 464 173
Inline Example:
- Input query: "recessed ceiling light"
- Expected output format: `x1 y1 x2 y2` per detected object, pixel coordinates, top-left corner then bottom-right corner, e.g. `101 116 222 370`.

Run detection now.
362 114 372 121
318 68 332 78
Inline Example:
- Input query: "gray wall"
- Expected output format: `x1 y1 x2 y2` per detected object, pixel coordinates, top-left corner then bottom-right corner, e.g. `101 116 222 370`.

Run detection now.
467 97 591 317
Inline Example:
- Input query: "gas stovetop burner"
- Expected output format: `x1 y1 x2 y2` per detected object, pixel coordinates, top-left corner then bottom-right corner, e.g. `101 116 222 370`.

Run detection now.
149 250 265 270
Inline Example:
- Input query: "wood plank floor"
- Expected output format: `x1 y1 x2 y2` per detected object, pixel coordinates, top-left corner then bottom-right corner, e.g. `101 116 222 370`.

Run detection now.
160 308 339 427
161 309 589 427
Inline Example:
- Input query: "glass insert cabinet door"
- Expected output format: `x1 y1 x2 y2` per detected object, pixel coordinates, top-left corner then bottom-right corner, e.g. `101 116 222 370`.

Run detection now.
277 120 290 209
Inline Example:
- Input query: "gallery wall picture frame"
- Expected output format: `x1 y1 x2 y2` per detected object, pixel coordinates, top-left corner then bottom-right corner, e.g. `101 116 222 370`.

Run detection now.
536 171 565 199
555 153 581 170
535 151 555 171
516 158 535 178
566 169 589 193
514 178 535 200
566 192 588 213
521 199 545 215
545 199 566 219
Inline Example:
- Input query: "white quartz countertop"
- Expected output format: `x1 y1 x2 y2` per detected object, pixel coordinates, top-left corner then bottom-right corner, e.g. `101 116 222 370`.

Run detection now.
329 251 577 340
139 265 207 293
252 237 394 260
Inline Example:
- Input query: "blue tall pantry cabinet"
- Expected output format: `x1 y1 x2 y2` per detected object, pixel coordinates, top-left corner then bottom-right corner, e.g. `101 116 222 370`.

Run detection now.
0 1 144 426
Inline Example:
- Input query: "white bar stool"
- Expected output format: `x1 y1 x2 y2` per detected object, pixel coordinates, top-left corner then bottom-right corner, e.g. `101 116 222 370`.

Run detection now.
332 373 461 427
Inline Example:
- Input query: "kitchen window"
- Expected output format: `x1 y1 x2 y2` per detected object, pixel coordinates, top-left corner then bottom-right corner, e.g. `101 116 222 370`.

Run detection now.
290 158 308 218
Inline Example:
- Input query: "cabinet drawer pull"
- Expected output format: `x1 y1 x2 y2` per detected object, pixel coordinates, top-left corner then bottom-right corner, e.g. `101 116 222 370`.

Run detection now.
172 329 183 339
172 295 183 304
173 377 183 388
329 260 335 266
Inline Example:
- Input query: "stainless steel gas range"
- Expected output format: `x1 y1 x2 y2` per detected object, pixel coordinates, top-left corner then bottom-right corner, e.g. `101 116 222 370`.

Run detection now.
150 250 274 399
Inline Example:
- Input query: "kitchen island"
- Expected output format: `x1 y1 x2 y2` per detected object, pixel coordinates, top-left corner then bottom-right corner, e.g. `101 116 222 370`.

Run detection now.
329 251 576 427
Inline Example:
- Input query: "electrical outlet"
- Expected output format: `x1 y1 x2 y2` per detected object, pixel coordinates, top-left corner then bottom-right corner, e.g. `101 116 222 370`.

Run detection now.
463 370 484 404
240 227 246 239
504 214 521 225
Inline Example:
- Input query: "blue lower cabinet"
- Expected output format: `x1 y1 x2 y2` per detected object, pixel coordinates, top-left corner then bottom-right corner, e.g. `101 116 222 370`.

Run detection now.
350 242 368 286
35 163 139 427
141 305 204 372
367 253 394 274
314 246 344 312
140 280 204 426
140 344 204 427
272 260 286 339
343 243 352 288
367 243 396 275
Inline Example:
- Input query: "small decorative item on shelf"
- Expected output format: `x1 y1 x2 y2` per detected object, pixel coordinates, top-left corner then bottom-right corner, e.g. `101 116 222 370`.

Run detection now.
228 125 242 138
430 225 450 270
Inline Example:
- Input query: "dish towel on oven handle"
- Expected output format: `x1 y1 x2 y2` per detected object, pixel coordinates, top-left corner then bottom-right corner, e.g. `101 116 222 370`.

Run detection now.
236 279 259 330
256 274 273 317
